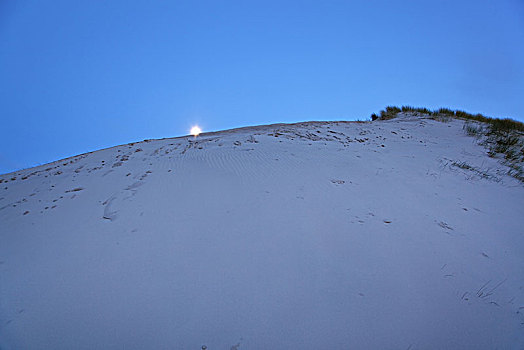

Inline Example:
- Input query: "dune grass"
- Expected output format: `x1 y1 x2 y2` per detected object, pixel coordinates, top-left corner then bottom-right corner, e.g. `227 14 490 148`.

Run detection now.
371 106 524 183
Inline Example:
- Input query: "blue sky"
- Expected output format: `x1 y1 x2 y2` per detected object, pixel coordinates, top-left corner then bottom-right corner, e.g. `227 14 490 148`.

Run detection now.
1 0 523 174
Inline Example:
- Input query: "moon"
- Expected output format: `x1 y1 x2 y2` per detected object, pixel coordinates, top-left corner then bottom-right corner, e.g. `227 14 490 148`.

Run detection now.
190 125 202 137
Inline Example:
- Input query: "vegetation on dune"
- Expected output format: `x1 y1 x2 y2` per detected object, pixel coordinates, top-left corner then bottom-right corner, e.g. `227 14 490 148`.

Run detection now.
371 105 524 131
370 106 524 183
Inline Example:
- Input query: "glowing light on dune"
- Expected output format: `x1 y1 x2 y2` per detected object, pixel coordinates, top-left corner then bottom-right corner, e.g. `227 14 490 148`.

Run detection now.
190 125 202 137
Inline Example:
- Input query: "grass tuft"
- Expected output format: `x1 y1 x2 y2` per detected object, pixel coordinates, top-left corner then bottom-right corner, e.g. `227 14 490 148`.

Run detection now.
379 106 401 120
463 122 483 136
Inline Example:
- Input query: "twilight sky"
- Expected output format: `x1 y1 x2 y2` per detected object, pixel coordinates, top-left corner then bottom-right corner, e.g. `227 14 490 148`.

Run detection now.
1 0 523 174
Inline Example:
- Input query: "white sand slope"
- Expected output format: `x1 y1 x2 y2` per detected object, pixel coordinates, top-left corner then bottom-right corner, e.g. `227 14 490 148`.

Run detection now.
1 115 523 349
